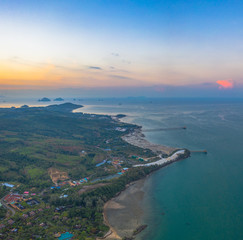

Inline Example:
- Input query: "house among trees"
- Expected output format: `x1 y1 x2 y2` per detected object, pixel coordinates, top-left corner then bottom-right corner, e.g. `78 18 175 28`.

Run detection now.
58 232 74 240
8 219 14 225
29 211 35 217
22 214 28 219
0 224 5 229
4 193 23 204
39 222 46 227
26 199 40 206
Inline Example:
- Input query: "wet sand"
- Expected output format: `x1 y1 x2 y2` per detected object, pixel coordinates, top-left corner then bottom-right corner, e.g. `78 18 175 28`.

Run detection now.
103 179 147 239
102 128 179 239
122 129 176 155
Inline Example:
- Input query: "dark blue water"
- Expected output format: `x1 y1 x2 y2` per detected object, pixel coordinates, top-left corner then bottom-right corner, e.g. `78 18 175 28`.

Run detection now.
79 99 243 240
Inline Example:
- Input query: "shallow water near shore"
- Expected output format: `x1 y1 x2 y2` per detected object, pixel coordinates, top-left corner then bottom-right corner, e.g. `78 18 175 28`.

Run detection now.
105 179 146 238
79 99 243 240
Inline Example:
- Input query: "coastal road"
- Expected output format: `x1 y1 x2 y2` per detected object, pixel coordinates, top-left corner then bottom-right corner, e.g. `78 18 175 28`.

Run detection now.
0 196 16 217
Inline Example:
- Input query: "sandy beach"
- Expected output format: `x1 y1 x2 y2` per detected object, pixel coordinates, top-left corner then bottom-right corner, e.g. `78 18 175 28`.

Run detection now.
122 129 176 155
102 179 147 240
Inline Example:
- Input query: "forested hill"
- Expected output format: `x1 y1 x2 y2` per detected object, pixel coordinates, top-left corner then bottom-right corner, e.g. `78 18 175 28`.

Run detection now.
0 103 151 187
44 102 83 112
1 102 83 113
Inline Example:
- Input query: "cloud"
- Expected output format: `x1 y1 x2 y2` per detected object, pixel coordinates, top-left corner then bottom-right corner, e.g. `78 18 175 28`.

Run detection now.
109 74 132 80
7 56 85 72
111 53 119 57
216 79 234 89
122 59 131 64
88 66 102 70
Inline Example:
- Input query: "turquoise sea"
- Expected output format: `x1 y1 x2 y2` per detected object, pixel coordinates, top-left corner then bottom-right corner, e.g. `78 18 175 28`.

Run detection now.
1 98 243 239
79 98 243 240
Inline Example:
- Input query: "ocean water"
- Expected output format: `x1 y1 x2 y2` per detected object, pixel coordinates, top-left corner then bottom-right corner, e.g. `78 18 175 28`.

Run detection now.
78 99 243 240
2 98 243 239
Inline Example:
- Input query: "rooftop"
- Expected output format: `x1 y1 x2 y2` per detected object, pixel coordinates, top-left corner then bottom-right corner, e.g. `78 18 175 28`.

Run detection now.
58 232 74 240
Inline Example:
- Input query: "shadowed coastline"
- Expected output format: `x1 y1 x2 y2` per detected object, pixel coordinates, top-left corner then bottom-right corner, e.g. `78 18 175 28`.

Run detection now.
102 128 190 239
102 179 146 240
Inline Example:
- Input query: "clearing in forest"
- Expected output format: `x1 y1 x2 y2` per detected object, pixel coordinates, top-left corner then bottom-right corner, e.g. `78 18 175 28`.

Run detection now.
48 167 69 184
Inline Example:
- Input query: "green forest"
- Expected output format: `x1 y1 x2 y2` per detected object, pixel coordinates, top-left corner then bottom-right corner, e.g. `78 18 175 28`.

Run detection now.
0 103 164 239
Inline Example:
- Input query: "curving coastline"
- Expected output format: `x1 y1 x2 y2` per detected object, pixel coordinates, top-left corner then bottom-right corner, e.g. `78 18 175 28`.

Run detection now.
102 128 190 240
98 201 122 240
122 128 176 155
102 179 146 240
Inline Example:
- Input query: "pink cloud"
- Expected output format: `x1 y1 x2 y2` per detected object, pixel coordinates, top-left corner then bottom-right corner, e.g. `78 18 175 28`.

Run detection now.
216 79 234 89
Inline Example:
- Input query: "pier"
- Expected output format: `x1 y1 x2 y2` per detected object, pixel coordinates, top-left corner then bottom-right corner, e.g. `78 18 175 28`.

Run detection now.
190 150 207 154
143 126 187 132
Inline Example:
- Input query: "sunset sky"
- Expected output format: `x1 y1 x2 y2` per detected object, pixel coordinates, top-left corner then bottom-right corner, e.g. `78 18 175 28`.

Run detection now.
1 0 243 97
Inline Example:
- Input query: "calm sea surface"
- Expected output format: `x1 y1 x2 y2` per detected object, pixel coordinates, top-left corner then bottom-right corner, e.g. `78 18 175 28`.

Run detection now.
1 98 243 239
78 99 243 240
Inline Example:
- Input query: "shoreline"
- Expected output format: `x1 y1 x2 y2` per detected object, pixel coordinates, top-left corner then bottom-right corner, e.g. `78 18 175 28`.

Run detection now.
102 128 189 240
122 128 176 155
101 179 147 240
99 201 122 240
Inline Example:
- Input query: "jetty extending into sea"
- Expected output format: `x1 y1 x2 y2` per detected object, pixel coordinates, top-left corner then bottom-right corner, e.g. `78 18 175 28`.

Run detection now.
190 150 207 154
143 126 187 132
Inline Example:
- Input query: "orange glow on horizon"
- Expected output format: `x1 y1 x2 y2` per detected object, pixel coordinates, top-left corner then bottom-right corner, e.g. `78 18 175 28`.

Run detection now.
0 60 152 89
0 61 62 87
1 60 239 90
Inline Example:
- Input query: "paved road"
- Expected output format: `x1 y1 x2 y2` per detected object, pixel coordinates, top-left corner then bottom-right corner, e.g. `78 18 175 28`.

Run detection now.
0 196 15 217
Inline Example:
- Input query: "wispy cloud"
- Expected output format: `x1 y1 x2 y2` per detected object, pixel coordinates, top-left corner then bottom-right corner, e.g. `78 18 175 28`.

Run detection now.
110 53 131 64
122 59 131 64
7 56 84 72
216 79 234 89
109 74 132 80
111 53 119 57
7 57 106 73
88 66 102 70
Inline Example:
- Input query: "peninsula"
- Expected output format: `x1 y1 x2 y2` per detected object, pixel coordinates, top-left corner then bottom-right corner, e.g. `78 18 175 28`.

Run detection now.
0 103 190 239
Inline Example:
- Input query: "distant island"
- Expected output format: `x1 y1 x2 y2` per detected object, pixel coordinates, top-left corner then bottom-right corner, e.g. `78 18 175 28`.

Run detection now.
38 97 51 102
20 105 29 108
54 97 64 101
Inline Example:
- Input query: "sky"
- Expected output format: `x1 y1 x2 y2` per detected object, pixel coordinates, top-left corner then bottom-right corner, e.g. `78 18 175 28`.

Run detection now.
1 0 243 98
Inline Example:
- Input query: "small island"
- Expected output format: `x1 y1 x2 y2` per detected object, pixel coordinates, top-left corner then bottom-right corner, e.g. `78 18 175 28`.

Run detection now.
38 97 51 102
54 97 64 101
20 105 29 108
